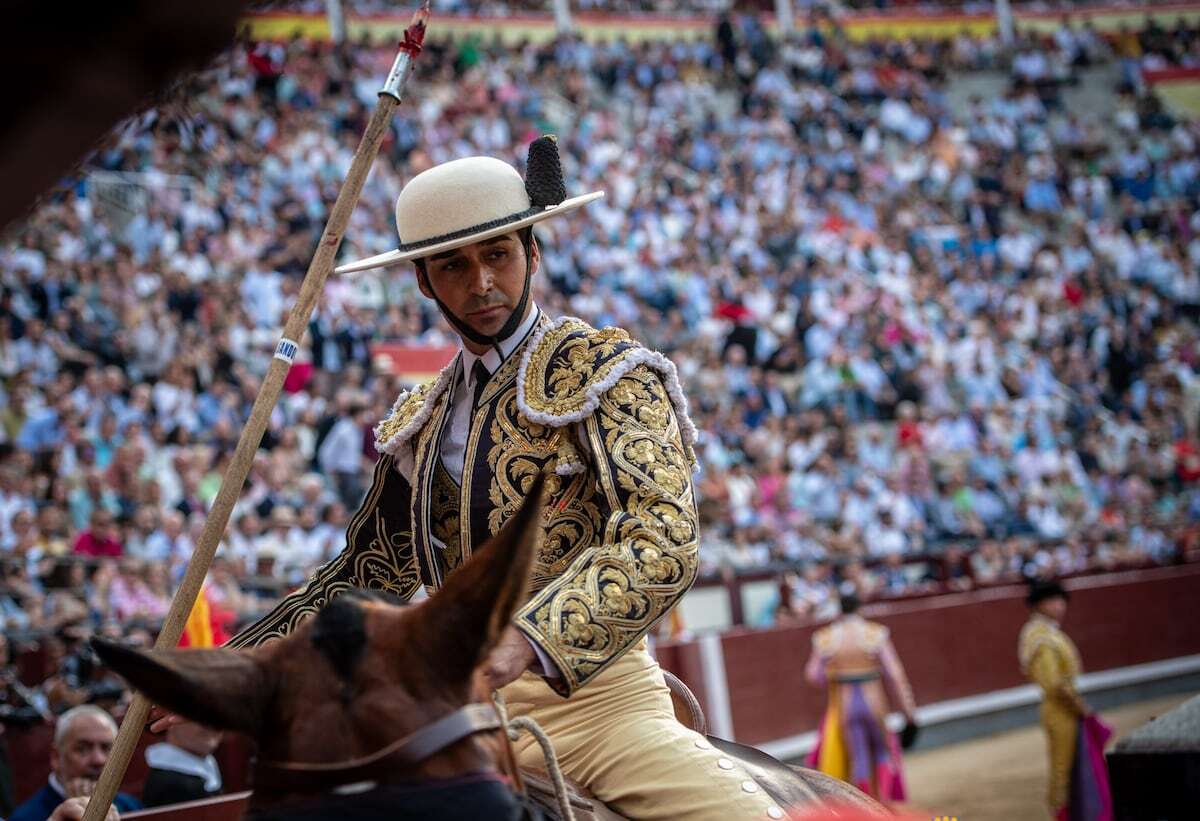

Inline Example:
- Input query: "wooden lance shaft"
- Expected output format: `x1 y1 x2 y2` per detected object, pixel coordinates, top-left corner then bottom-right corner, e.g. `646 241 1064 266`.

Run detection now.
82 6 430 820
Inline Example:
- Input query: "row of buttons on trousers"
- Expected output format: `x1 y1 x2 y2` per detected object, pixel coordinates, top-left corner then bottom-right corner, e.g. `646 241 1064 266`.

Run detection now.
693 737 786 819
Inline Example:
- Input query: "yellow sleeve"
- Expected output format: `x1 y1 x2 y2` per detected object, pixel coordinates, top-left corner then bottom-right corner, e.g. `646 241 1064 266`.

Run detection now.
514 366 700 695
226 454 420 648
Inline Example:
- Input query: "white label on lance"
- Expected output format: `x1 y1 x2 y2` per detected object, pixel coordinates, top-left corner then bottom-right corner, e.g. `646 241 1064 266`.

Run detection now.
274 338 299 364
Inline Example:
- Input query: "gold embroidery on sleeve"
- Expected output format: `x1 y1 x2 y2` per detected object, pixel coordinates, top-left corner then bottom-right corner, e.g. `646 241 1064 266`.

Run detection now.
227 455 419 648
516 365 700 693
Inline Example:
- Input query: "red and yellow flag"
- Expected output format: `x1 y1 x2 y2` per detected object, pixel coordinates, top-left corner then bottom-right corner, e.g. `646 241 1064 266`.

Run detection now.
178 587 231 648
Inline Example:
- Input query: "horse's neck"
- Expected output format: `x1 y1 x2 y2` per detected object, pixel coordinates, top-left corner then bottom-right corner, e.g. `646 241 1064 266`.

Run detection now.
246 772 519 821
247 735 504 815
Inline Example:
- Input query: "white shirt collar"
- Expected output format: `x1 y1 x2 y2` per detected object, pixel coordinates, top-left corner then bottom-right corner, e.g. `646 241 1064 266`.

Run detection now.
460 304 540 392
146 742 223 792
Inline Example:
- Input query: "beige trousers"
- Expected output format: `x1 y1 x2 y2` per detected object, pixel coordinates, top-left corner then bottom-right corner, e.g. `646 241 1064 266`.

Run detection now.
501 642 784 820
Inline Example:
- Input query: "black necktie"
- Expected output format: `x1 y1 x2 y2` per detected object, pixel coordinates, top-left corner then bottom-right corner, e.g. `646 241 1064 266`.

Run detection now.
471 360 490 408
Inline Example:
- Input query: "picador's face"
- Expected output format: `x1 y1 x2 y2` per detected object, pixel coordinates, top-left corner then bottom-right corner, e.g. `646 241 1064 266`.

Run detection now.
416 232 539 345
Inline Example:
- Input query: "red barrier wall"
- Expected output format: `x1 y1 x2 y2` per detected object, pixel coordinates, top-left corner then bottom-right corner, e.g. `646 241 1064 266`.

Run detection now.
659 565 1200 746
9 566 1199 805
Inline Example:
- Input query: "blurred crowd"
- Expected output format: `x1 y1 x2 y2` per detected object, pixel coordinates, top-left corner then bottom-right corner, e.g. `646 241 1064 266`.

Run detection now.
306 1 779 18
2 7 1200 730
297 1 1076 20
291 0 741 17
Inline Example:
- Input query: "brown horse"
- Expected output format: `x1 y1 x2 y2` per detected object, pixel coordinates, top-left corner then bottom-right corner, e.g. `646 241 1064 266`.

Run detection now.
95 477 883 820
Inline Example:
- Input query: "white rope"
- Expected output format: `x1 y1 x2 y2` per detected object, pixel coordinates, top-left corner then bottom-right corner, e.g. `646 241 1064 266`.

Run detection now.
507 716 575 821
492 694 575 821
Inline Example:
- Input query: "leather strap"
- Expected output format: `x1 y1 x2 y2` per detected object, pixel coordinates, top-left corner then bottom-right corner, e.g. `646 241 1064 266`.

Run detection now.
253 703 503 795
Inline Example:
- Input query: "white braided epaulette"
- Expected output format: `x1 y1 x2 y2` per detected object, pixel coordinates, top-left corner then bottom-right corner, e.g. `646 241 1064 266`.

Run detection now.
515 315 699 451
372 361 456 456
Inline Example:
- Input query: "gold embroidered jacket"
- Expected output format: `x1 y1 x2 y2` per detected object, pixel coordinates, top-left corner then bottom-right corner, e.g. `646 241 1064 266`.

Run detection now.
229 315 700 696
1018 614 1085 713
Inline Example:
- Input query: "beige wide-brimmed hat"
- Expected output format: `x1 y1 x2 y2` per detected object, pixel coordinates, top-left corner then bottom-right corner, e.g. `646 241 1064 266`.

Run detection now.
335 137 603 275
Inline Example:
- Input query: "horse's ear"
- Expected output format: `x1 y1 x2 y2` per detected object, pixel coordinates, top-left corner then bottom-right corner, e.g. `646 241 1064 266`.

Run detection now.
93 639 274 735
411 472 544 685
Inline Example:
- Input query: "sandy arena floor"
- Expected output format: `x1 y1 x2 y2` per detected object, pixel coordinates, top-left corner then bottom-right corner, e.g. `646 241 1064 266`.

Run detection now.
898 694 1191 820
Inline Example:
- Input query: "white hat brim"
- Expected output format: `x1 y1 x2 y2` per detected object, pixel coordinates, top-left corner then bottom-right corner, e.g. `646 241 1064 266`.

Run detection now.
335 190 604 275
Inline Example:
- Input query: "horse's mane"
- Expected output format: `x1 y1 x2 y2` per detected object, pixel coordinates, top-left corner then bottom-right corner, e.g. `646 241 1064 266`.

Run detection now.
308 589 411 685
310 593 370 685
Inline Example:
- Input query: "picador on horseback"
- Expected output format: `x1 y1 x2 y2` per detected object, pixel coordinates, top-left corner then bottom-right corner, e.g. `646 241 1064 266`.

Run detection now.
96 139 884 820
234 136 789 819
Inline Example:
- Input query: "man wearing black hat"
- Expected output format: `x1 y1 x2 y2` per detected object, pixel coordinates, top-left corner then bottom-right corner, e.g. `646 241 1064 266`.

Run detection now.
1018 580 1090 815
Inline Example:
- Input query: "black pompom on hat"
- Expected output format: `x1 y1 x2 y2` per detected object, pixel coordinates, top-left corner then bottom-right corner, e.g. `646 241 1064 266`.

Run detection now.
525 135 567 208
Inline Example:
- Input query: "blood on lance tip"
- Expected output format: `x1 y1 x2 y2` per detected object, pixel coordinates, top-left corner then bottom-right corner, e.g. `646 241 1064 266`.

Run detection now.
402 0 430 51
396 0 430 56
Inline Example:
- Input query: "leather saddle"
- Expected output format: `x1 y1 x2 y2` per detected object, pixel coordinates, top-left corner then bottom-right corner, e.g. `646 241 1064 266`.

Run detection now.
519 672 883 820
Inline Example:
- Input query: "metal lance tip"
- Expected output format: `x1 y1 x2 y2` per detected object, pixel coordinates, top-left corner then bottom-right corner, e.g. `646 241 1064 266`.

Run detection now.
381 0 432 100
414 0 432 26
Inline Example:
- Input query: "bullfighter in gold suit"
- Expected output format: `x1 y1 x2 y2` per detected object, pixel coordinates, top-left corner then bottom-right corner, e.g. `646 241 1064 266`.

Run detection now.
804 593 915 802
227 138 784 819
1018 580 1090 816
